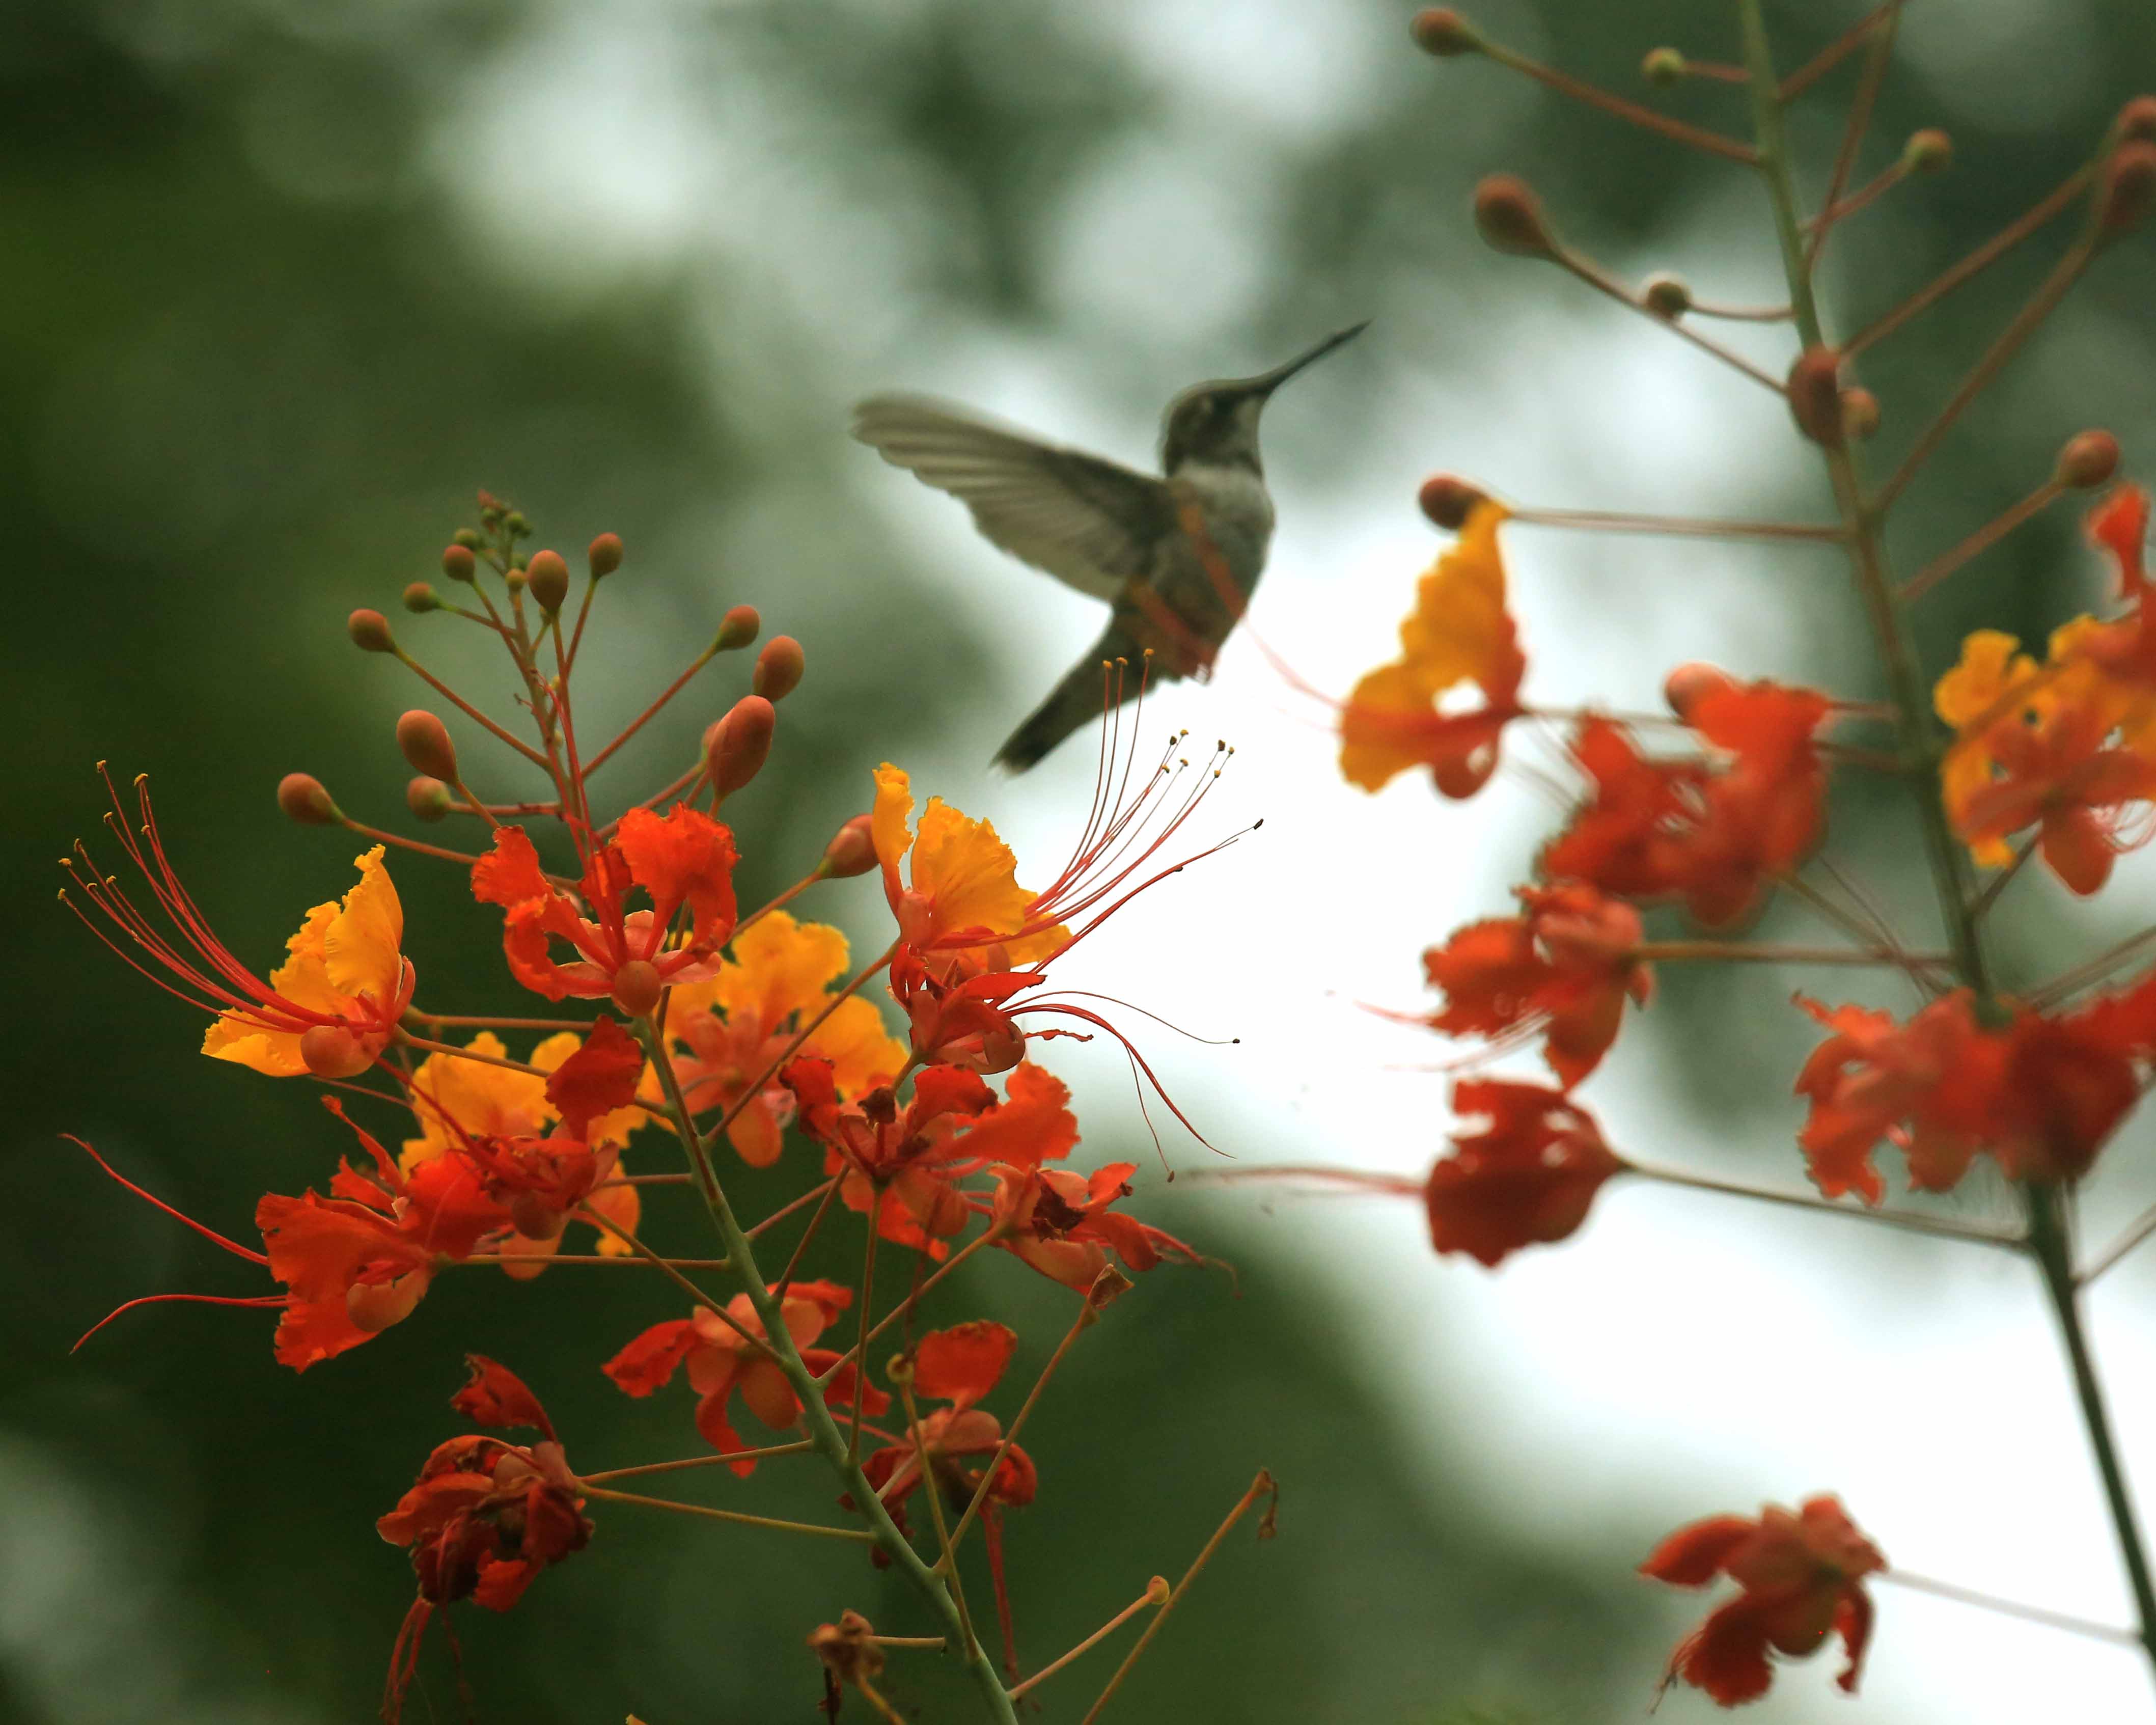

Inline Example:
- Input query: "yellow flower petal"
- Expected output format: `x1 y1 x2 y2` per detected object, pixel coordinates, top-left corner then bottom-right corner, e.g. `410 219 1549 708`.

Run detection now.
910 799 1036 940
400 1032 550 1172
803 994 909 1098
321 847 405 1010
714 912 849 1029
872 763 915 874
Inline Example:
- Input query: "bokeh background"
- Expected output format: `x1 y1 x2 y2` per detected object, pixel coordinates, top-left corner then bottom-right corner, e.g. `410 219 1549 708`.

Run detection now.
7 0 2156 1720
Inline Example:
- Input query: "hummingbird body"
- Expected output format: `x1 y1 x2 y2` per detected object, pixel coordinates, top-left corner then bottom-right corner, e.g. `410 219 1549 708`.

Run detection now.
852 323 1365 771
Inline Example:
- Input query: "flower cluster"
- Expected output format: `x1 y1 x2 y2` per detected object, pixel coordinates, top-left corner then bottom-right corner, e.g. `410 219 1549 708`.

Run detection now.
62 498 1245 1723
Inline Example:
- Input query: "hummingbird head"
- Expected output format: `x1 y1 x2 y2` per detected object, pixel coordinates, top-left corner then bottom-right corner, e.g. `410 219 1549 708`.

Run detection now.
1158 321 1368 476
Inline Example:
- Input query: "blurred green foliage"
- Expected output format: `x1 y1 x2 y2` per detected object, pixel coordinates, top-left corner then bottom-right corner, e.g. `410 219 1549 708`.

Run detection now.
5 1 2153 1720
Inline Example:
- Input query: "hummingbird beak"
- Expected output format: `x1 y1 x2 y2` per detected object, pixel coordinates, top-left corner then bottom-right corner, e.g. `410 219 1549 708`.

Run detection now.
1243 320 1370 397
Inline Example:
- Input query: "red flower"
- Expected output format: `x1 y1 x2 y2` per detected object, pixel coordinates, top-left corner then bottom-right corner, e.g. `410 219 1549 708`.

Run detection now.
1641 1495 1885 1707
988 1161 1203 1292
784 1057 1079 1254
63 770 414 1078
378 1357 591 1723
1424 1080 1625 1266
2074 484 2156 683
471 805 738 1004
859 1322 1039 1677
601 1280 888 1473
1541 682 1830 927
1423 882 1650 1087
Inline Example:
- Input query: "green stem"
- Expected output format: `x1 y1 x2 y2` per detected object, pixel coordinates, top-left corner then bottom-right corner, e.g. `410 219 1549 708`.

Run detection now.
1736 0 2156 1682
647 1029 1020 1722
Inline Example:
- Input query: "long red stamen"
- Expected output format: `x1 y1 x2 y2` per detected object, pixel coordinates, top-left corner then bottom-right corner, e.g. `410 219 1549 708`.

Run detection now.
74 1292 288 1352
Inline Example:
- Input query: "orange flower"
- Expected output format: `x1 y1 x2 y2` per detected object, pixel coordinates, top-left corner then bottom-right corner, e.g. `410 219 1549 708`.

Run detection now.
2070 483 2156 684
471 804 738 1004
1423 882 1650 1087
872 765 1068 966
601 1280 887 1473
1640 1495 1884 1707
1540 683 1830 927
658 911 907 1166
988 1161 1202 1292
378 1357 590 1724
1340 500 1526 798
1425 1080 1625 1266
64 771 414 1079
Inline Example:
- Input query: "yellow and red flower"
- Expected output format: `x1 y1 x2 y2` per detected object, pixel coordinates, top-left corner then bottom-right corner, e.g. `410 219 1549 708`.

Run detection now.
1340 500 1526 799
1641 1495 1885 1707
988 1160 1202 1292
64 772 414 1079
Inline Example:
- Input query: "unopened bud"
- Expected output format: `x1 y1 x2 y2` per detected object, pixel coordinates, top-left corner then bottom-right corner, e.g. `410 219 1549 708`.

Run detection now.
301 1024 376 1079
2118 96 2156 145
706 695 776 799
611 958 664 1018
2057 429 2121 489
503 509 530 537
579 533 620 580
1901 129 1952 175
1641 272 1691 319
403 581 441 614
821 813 877 879
478 495 505 527
714 604 761 652
1786 346 1845 449
1642 47 1685 87
441 544 477 582
526 549 570 614
1473 174 1555 258
753 635 805 702
1409 8 1478 56
1664 661 1738 719
2100 142 2156 237
504 565 527 594
406 776 454 822
1417 474 1485 530
347 609 395 653
451 528 484 552
277 772 337 825
1841 388 1881 443
396 710 458 782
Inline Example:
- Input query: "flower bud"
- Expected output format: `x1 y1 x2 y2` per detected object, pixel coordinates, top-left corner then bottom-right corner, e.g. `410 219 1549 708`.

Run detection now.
1145 1575 1173 1605
504 565 527 594
478 494 506 527
1473 174 1555 258
1642 47 1685 87
1664 661 1737 719
503 509 530 537
403 581 441 614
588 532 624 578
611 958 664 1018
2118 96 2156 145
1901 128 1952 175
2057 429 2121 489
753 635 805 702
1841 387 1881 443
441 544 477 583
2099 142 2156 237
277 772 337 826
526 549 570 614
1417 474 1485 530
1641 272 1691 319
1786 346 1845 449
396 709 458 782
406 775 454 822
821 813 877 879
714 604 761 652
348 609 395 653
302 1024 377 1079
1409 8 1478 56
451 528 484 552
706 694 776 799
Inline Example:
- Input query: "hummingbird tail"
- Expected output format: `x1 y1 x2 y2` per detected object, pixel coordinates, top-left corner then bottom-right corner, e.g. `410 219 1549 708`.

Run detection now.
992 624 1174 775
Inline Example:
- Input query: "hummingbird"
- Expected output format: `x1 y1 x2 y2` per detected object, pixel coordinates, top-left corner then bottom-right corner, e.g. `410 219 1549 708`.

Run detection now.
851 322 1368 772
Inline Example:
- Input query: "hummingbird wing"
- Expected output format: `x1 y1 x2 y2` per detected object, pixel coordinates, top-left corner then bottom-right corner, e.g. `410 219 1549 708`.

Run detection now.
851 394 1176 603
